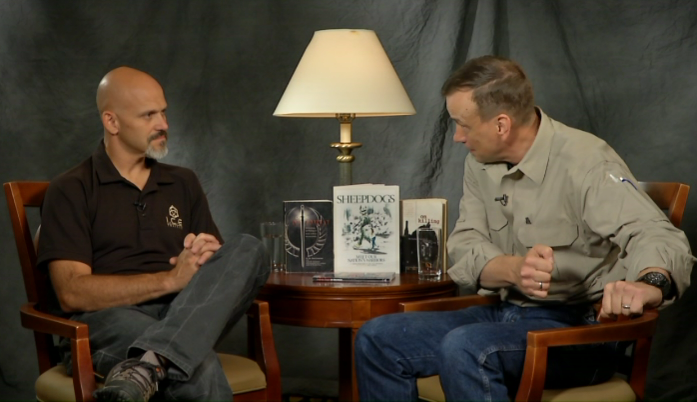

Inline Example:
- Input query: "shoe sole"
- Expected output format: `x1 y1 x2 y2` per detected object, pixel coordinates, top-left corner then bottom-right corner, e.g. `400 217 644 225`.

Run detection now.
94 381 146 402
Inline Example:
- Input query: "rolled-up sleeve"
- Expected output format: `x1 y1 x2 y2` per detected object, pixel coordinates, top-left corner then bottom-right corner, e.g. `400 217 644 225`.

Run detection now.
447 157 505 294
582 162 695 303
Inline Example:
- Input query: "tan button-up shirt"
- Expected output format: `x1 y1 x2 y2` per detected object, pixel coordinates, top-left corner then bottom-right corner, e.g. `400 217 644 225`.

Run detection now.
447 109 694 306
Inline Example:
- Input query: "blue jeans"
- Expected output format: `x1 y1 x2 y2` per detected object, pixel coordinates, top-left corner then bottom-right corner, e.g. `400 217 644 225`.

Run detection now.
355 302 617 402
61 234 270 401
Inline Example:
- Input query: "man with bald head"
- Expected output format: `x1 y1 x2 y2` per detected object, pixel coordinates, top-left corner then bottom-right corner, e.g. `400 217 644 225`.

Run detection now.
37 67 270 401
96 67 171 162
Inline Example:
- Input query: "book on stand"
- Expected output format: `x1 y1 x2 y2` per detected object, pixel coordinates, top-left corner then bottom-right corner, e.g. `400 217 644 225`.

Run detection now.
333 184 400 273
283 200 333 273
400 198 448 272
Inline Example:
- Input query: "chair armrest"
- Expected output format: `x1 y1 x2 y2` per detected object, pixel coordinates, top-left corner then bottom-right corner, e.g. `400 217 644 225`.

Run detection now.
515 310 658 402
526 309 658 348
399 294 500 312
20 303 97 402
247 300 282 400
20 303 89 339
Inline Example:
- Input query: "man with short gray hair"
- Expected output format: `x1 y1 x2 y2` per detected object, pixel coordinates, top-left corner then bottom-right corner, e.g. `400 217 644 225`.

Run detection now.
355 55 693 401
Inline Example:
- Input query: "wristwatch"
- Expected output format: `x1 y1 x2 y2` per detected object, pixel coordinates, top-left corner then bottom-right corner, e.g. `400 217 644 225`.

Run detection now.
636 272 672 299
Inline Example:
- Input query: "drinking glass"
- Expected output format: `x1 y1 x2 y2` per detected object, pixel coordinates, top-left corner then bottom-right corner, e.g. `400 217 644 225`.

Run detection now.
416 227 441 280
260 222 286 273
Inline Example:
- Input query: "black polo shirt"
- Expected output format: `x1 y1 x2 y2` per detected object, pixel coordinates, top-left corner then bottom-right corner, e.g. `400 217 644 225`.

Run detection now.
37 141 222 276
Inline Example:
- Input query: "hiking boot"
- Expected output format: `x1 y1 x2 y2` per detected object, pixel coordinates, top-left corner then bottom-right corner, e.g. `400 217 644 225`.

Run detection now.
93 358 166 402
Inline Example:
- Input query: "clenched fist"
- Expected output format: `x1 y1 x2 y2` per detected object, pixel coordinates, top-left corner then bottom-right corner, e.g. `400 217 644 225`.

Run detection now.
517 244 554 298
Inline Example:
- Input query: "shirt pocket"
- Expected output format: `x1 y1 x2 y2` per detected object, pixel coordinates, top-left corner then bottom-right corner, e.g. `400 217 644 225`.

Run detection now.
518 222 579 249
486 211 509 244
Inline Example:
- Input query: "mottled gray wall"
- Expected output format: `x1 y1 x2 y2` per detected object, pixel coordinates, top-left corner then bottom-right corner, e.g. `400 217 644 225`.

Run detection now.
1 1 696 400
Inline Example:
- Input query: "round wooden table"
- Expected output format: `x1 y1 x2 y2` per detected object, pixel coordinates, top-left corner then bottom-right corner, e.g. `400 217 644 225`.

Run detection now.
257 272 457 401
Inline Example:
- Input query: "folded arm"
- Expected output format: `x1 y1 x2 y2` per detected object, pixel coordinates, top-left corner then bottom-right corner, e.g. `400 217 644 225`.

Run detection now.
50 232 221 313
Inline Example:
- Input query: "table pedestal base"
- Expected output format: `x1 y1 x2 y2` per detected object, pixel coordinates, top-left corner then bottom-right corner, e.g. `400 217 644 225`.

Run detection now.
258 273 457 401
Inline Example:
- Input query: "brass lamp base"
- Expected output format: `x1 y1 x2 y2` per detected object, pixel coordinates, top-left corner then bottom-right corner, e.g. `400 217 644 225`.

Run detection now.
330 142 362 162
330 142 362 185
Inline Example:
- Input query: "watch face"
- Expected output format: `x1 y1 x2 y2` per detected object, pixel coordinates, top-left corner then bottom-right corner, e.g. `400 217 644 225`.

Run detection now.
639 272 671 298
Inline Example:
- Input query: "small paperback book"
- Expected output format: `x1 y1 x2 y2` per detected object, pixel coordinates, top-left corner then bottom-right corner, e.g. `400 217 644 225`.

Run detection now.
400 198 448 272
312 272 396 283
283 200 333 273
333 184 400 273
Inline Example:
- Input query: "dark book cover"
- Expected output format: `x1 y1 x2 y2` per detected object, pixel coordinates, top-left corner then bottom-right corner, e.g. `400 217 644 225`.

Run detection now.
283 200 334 273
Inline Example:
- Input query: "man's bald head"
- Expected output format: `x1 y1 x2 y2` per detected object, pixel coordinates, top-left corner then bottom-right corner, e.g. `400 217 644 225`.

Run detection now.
96 67 164 114
96 67 170 160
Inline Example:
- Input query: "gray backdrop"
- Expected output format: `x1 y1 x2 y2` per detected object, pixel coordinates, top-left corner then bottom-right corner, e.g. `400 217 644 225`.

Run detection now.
1 1 696 400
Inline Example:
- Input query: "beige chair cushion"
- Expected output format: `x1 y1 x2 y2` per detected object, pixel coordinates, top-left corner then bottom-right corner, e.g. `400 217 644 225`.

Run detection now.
542 376 635 402
219 353 267 394
416 375 445 402
36 365 103 402
417 374 635 402
36 353 266 401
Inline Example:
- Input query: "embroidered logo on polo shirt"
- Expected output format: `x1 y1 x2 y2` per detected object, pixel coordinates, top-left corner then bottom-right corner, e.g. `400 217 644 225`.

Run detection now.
167 205 183 229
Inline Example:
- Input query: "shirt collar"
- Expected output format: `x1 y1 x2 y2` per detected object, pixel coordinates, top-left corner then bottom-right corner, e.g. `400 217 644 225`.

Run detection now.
482 107 554 185
514 108 554 185
93 140 174 186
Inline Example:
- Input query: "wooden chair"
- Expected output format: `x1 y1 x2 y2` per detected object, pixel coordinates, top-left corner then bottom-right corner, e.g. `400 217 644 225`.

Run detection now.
4 181 282 402
401 181 689 402
638 181 689 227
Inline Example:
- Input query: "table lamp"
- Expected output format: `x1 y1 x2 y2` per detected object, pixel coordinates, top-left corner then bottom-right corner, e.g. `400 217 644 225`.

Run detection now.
273 29 416 185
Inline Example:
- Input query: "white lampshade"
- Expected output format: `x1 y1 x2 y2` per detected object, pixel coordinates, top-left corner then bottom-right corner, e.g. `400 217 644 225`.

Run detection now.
274 29 416 117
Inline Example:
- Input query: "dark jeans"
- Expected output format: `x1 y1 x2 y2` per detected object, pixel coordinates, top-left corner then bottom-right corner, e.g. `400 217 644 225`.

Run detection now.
61 234 270 401
355 302 618 402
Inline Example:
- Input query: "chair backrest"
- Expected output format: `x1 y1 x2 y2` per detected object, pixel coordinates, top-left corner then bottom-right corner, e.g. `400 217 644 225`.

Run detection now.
5 181 50 304
4 181 56 368
639 181 689 228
